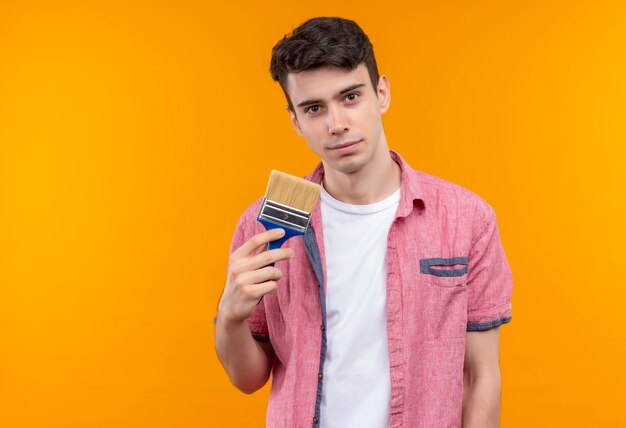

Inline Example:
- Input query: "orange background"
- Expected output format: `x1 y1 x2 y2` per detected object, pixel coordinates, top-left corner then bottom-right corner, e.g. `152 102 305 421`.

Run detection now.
1 1 625 426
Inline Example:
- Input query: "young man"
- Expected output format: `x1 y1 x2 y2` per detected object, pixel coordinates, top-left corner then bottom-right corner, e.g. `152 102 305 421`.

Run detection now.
215 17 513 428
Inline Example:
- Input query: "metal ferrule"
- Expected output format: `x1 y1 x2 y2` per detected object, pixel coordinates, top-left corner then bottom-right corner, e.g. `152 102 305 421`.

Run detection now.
257 198 311 232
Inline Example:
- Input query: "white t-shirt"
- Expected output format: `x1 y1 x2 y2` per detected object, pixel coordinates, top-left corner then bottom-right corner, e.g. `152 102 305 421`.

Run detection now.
319 184 401 428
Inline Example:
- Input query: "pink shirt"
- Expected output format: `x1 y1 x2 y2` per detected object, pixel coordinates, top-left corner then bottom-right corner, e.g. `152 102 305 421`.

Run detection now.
229 151 513 427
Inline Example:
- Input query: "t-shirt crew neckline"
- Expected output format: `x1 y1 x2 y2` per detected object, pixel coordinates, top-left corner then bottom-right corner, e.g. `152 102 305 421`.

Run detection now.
319 184 401 215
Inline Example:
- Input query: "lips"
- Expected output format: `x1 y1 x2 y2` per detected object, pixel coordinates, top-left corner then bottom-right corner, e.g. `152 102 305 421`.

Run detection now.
328 139 362 150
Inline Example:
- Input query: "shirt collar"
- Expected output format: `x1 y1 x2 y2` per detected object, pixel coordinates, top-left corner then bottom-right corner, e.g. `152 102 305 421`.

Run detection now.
306 150 425 218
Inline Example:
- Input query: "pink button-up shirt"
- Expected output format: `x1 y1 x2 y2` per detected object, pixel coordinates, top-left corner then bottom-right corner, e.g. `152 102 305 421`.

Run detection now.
229 151 513 427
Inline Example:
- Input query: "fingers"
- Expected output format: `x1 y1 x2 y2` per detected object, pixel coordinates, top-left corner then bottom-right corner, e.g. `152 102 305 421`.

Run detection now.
237 266 282 288
223 227 294 320
230 231 294 274
227 247 289 300
253 280 279 298
248 247 294 271
218 278 278 324
221 229 291 324
229 267 281 303
235 228 286 257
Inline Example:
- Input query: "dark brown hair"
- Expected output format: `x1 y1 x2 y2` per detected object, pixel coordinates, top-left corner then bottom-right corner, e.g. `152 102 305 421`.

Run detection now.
270 17 379 110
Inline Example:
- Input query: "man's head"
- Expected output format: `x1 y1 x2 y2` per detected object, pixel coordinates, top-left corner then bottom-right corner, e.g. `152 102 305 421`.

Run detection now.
270 17 379 110
268 17 391 177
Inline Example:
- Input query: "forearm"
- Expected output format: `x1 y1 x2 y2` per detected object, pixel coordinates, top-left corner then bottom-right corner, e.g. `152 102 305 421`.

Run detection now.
214 314 274 394
462 370 501 428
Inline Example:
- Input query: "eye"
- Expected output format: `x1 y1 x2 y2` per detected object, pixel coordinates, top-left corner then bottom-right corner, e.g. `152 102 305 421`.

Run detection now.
305 105 321 114
345 92 359 102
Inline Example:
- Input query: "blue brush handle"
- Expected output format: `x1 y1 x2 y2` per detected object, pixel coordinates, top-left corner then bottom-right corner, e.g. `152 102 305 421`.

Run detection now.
257 218 304 253
256 218 304 304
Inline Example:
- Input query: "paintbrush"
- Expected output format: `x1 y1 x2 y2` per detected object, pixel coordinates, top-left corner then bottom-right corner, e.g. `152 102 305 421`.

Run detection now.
257 170 320 251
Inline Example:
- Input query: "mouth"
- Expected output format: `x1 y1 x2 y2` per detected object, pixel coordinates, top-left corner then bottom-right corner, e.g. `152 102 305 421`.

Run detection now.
328 139 363 150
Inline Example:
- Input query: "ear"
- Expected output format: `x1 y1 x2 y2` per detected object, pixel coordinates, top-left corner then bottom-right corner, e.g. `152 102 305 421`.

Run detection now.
376 75 391 114
287 106 303 136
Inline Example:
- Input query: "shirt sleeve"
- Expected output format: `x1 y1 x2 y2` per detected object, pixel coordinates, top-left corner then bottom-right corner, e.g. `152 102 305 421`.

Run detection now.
466 204 513 331
228 209 270 341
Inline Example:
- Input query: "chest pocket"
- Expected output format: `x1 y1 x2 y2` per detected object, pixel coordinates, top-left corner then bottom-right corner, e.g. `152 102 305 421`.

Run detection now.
420 257 468 279
417 257 469 338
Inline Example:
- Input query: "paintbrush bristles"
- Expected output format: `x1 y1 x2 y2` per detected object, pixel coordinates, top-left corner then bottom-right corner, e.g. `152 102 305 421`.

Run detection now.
265 170 320 214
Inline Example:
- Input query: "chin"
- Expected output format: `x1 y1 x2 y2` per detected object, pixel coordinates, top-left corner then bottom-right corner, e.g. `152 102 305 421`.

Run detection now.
330 157 365 175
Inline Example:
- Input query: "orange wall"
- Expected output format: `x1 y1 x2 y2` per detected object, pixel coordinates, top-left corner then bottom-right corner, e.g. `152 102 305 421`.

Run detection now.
1 1 625 426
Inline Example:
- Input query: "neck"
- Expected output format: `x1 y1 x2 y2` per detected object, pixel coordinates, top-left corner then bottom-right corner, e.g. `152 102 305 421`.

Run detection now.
322 143 401 205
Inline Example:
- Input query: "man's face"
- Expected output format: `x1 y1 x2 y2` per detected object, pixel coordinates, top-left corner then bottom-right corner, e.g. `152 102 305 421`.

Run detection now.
285 64 390 175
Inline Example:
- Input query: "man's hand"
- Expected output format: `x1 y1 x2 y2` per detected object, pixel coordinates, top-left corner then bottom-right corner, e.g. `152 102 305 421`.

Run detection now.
215 228 293 394
218 228 293 325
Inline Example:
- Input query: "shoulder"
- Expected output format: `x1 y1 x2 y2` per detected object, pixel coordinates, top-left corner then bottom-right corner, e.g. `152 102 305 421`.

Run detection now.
235 197 264 232
407 166 496 228
394 150 495 224
229 197 265 251
416 169 491 207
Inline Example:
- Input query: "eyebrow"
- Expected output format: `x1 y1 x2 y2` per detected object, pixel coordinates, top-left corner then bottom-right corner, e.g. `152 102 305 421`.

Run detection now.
296 83 367 108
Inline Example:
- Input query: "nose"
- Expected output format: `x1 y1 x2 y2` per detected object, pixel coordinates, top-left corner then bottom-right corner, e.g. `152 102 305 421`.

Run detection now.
326 105 349 135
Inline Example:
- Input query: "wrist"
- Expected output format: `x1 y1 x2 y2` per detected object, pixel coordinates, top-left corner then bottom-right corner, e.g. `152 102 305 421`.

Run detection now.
216 309 248 330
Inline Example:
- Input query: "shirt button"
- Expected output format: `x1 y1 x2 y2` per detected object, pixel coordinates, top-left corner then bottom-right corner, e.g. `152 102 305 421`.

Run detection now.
320 324 325 331
318 372 324 380
313 416 319 424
